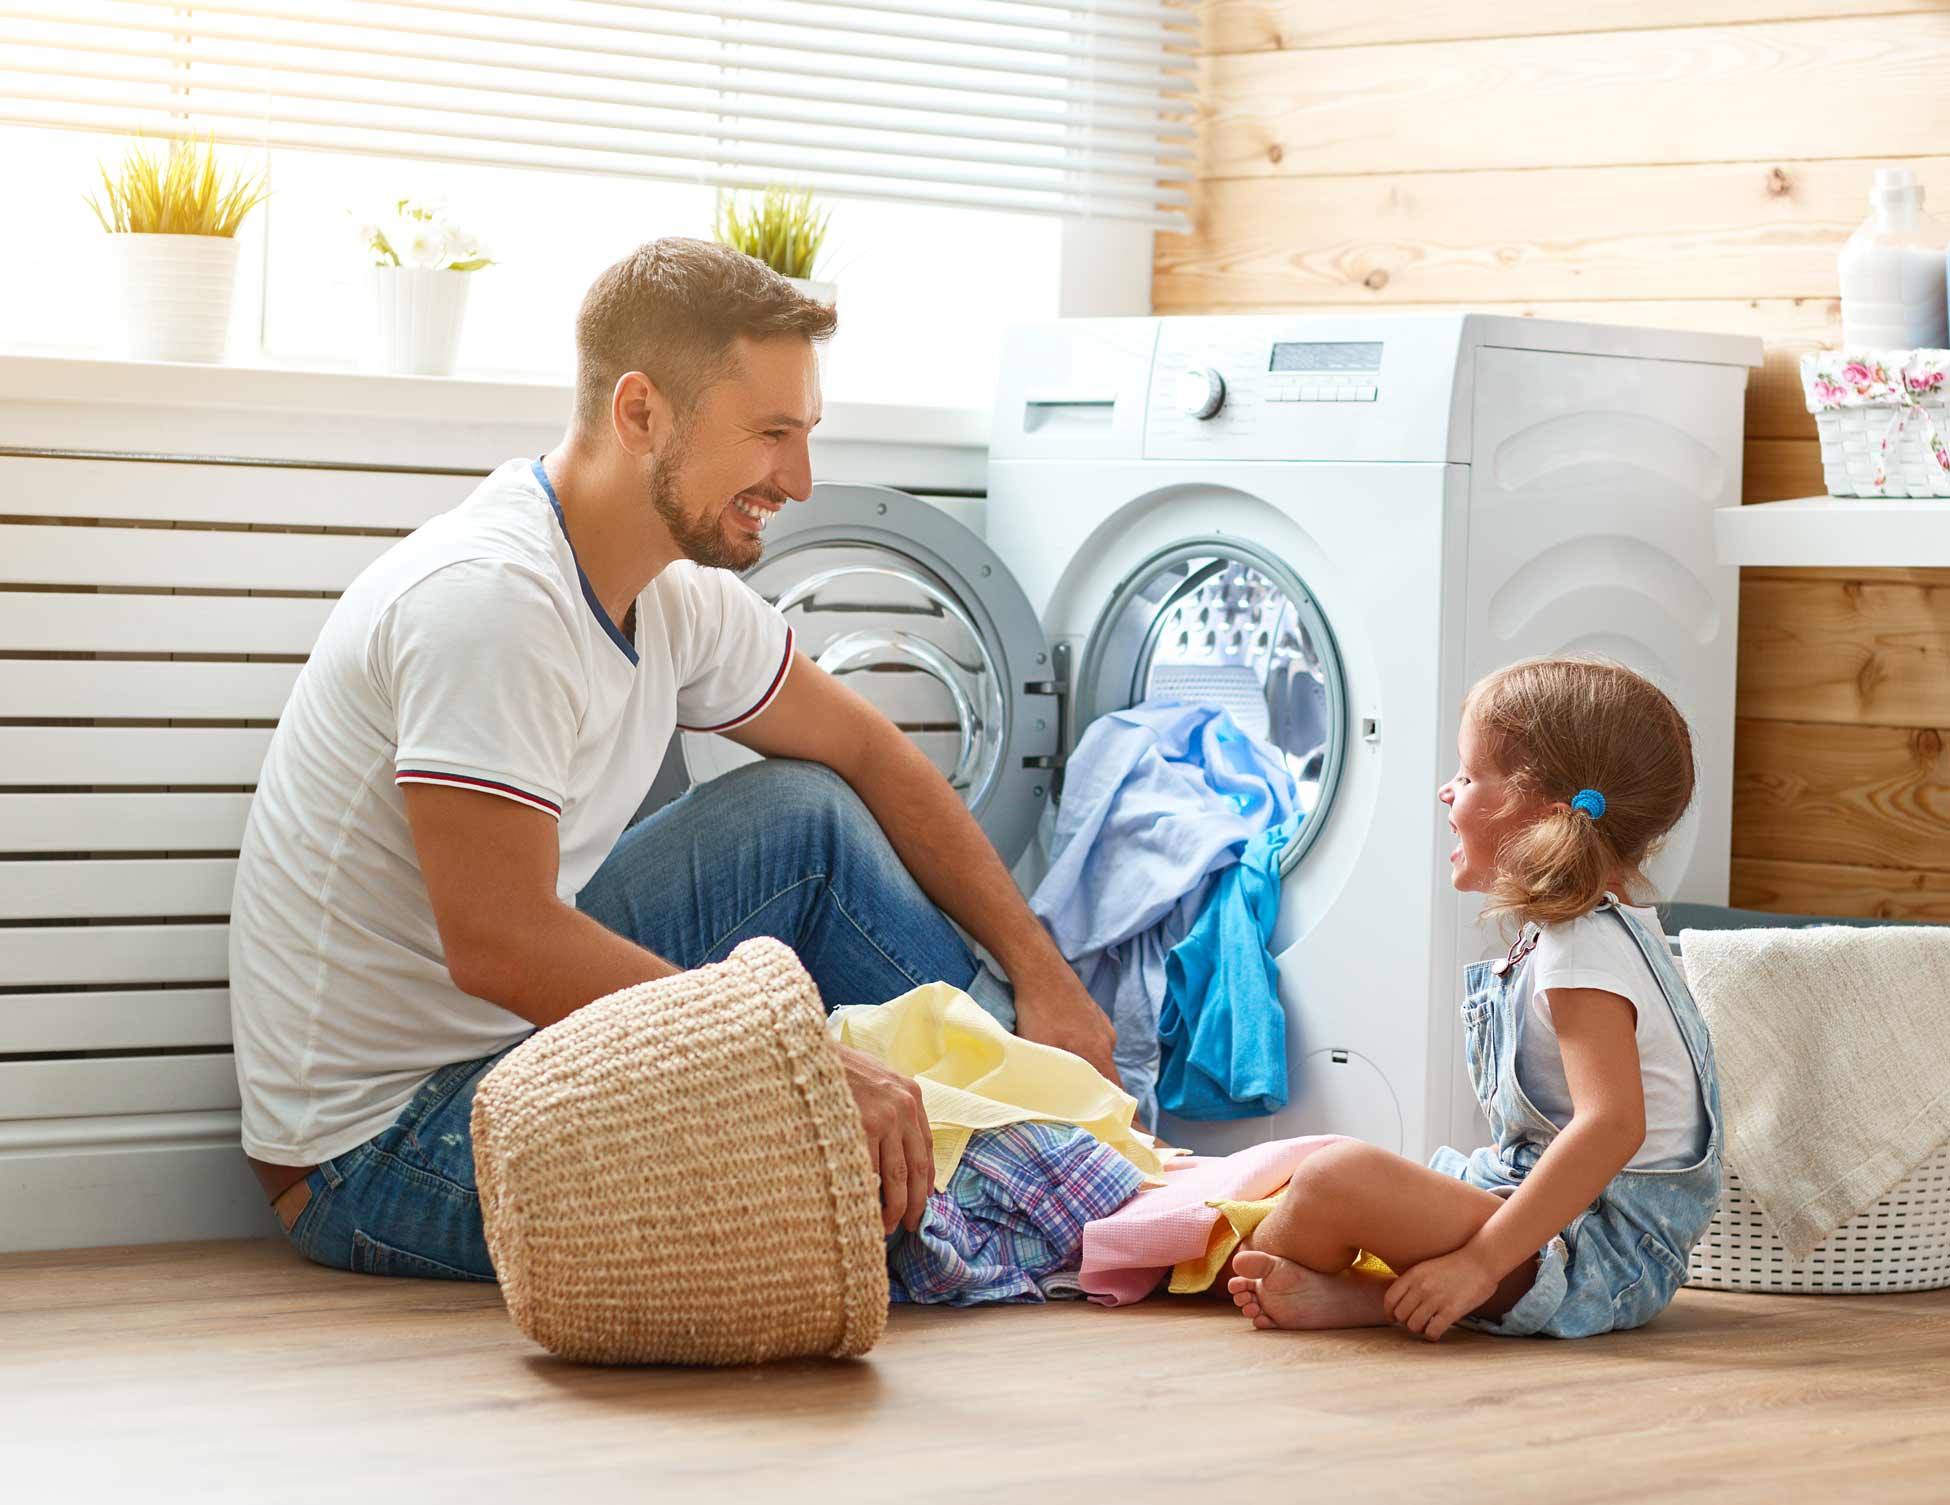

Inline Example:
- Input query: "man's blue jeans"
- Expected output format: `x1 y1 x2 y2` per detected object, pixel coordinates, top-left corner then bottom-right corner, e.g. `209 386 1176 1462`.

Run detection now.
281 759 1017 1280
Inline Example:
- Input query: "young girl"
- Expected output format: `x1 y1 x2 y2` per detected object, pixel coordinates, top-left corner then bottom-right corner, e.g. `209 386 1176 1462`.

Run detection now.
1229 657 1723 1341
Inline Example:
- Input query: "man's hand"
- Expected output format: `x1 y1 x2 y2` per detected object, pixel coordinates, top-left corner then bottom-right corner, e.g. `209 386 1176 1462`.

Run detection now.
836 1044 934 1236
1383 1246 1500 1342
1011 968 1120 1088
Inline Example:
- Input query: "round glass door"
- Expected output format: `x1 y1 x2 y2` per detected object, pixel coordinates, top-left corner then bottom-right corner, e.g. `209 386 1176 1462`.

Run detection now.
753 549 1007 805
1071 538 1349 873
680 484 1056 869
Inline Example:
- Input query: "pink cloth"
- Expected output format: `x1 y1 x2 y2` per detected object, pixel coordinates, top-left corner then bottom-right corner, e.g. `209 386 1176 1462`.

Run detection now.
1077 1135 1347 1305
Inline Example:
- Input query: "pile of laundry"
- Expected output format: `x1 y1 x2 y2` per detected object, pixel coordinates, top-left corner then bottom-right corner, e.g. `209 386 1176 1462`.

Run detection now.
1028 699 1304 1128
831 983 1360 1307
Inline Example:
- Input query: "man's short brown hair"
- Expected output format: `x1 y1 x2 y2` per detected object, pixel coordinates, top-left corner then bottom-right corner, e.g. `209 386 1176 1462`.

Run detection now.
573 237 837 430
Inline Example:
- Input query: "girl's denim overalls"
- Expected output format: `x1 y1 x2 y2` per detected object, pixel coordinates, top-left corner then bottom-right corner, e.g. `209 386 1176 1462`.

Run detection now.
1430 898 1724 1338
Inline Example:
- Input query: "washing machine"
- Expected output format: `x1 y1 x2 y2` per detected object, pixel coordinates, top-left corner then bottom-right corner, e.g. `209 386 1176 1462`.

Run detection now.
684 313 1762 1163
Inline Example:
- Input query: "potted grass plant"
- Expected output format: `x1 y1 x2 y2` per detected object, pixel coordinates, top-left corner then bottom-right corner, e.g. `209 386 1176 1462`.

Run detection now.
714 187 835 305
86 136 268 364
354 198 494 377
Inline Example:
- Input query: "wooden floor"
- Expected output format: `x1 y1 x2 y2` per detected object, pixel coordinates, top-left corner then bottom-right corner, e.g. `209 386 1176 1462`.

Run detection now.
4 1240 1949 1504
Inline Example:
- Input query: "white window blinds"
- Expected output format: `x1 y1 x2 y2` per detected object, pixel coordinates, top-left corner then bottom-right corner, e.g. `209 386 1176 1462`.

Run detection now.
3 0 1195 227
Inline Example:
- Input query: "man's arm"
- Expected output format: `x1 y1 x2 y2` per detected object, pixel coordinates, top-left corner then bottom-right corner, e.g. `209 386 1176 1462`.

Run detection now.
725 651 1120 1084
401 784 934 1233
401 783 676 1022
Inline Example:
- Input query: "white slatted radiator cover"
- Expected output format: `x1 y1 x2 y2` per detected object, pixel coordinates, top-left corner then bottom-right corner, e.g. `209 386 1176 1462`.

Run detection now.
0 375 985 1253
0 452 462 1252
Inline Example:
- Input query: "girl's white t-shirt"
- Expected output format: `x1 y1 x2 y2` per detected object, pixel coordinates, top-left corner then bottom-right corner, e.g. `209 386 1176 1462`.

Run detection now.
1511 903 1710 1171
229 459 793 1165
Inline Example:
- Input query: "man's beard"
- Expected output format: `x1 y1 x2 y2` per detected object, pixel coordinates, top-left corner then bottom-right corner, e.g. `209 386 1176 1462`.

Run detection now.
649 437 759 572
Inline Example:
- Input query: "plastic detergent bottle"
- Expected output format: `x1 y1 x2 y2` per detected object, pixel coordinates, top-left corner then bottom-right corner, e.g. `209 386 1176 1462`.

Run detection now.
1837 167 1949 350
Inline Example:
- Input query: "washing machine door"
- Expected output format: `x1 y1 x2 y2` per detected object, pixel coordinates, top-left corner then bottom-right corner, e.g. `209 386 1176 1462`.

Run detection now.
1068 535 1351 874
680 483 1058 869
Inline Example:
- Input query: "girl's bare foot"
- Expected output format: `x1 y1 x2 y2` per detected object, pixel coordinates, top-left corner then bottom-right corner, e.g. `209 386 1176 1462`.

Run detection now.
1227 1249 1392 1331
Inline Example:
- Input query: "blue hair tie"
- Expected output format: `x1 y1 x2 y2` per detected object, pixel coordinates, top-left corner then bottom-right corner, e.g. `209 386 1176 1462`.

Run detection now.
1570 788 1607 820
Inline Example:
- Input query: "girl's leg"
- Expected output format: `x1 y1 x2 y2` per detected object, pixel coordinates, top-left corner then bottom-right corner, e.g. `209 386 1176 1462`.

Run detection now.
1230 1140 1537 1331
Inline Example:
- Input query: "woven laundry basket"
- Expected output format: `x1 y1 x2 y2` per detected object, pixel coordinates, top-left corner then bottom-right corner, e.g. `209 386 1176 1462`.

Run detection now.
1802 349 1950 498
1687 1144 1950 1294
471 937 889 1365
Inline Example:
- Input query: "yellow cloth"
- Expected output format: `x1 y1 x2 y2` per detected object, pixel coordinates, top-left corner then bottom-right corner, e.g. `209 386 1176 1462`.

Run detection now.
1169 1194 1395 1295
828 982 1169 1190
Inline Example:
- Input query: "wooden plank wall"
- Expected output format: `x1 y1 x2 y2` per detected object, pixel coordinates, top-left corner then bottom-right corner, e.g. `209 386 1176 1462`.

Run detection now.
1159 2 1950 919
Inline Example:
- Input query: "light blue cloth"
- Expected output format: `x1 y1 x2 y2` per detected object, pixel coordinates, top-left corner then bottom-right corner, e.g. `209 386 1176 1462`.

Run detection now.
1030 701 1299 1123
1158 819 1293 1120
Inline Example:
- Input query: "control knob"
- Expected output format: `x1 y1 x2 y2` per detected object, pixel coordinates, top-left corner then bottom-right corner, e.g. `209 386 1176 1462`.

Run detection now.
1176 366 1226 420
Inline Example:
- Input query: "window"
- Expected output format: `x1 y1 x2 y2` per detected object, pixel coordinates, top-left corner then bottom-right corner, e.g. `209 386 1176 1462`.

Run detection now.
257 147 1067 408
2 121 1069 410
3 1 1192 408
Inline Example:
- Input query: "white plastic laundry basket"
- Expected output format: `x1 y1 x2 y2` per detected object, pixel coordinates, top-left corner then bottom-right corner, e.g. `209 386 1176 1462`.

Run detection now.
1687 1144 1950 1294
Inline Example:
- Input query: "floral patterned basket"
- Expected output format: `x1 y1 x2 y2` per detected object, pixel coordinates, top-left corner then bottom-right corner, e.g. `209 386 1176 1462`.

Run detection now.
1801 350 1950 499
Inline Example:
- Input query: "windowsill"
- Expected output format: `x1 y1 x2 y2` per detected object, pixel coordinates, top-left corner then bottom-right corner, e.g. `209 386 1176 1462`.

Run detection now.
0 351 991 452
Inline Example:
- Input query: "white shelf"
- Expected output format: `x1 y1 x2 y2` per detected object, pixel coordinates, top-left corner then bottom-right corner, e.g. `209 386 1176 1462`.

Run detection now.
1715 495 1950 568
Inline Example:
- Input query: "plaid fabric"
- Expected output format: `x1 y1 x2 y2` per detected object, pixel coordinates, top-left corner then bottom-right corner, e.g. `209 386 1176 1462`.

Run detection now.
887 1121 1148 1306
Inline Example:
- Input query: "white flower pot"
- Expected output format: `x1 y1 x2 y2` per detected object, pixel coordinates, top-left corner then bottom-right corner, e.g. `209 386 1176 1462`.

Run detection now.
367 266 472 377
106 233 240 364
786 277 837 308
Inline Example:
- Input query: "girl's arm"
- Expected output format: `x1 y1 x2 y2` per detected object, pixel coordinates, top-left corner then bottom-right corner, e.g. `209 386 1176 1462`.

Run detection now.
1463 987 1647 1277
1384 987 1645 1339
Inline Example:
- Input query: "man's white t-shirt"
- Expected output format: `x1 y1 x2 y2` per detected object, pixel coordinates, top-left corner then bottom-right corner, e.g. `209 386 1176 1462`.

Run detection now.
229 458 793 1164
1511 903 1709 1171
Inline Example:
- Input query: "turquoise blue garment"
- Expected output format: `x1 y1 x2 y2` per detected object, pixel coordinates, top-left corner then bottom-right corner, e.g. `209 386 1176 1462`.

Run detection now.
1158 819 1294 1119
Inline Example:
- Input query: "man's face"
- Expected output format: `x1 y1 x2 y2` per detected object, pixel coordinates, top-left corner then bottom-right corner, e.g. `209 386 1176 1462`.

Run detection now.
648 335 820 572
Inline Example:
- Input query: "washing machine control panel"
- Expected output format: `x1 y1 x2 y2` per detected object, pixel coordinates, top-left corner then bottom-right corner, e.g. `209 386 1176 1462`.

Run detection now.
1142 316 1470 462
1148 330 1384 428
991 315 1476 463
1147 331 1387 453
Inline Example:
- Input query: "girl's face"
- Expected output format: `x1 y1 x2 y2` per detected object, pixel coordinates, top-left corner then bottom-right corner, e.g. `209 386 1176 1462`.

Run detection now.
1438 714 1541 893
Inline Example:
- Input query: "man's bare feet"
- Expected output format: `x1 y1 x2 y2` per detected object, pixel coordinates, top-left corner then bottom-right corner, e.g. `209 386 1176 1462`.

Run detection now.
1227 1249 1393 1331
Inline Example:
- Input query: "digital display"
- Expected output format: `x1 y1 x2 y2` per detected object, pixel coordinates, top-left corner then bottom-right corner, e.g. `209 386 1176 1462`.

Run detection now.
1269 342 1384 373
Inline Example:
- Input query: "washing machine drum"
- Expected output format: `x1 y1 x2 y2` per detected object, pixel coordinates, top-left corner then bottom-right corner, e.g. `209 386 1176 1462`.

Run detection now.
1065 540 1347 872
680 486 1348 874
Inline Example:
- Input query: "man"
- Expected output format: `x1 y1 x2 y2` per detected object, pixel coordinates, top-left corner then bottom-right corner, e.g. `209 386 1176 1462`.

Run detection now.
228 238 1117 1280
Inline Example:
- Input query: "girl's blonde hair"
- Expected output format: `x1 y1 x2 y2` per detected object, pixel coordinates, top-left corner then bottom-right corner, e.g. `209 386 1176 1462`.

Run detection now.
1466 657 1696 931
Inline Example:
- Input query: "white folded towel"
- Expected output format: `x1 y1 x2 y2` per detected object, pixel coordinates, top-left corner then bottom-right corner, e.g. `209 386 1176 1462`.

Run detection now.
1681 924 1950 1259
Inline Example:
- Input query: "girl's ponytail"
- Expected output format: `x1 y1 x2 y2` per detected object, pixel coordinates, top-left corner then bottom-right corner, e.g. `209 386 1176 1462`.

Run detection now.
1488 799 1614 930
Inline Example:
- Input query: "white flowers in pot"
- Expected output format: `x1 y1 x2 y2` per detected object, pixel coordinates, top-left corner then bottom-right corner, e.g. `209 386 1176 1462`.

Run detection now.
355 199 493 377
87 135 269 364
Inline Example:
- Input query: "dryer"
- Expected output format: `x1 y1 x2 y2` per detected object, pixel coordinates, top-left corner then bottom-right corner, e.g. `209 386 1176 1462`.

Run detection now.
684 313 1762 1163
